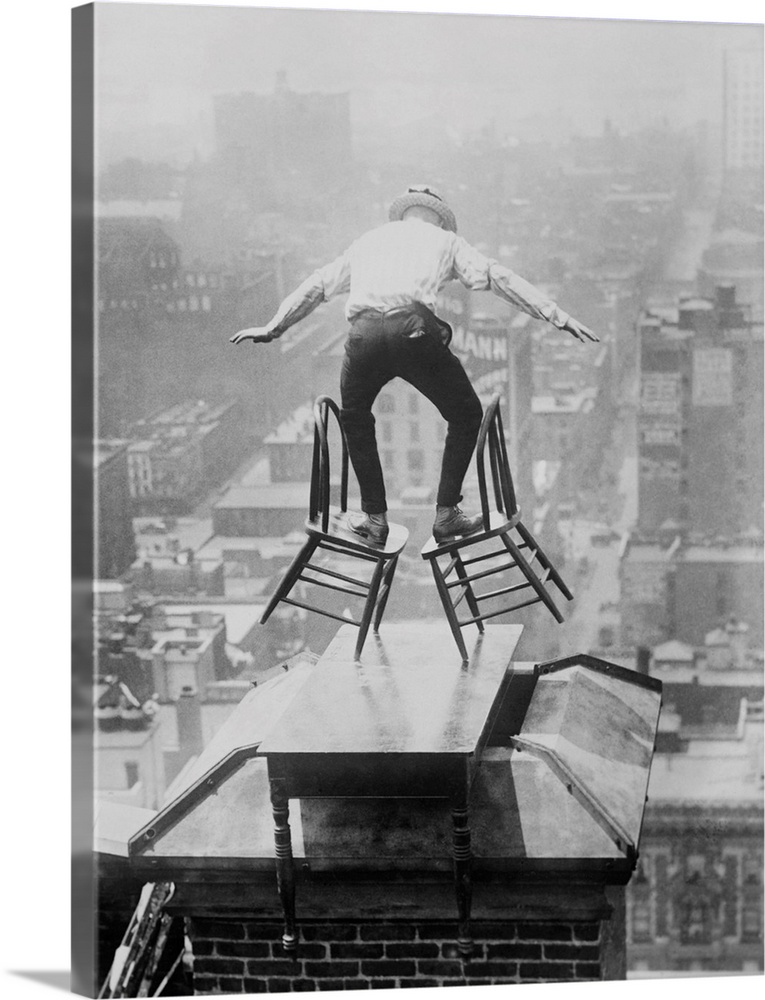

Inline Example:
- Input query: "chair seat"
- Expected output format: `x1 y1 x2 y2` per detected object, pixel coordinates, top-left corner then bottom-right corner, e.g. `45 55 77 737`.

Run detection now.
420 509 522 558
307 509 409 557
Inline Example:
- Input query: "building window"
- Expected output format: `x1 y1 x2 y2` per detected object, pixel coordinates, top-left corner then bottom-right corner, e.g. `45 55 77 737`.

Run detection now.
381 421 393 443
189 296 199 312
680 902 711 944
186 273 195 287
410 422 420 443
631 901 652 942
382 450 395 471
378 394 394 414
716 571 731 616
741 904 761 942
407 450 425 471
202 296 211 312
408 394 419 414
743 855 761 885
125 762 139 789
198 273 207 287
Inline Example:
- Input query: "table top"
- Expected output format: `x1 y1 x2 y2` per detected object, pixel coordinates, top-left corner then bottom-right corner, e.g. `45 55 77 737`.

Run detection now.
258 623 522 759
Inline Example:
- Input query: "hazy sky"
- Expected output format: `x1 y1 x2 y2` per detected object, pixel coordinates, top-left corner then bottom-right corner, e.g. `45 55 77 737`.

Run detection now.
94 3 763 164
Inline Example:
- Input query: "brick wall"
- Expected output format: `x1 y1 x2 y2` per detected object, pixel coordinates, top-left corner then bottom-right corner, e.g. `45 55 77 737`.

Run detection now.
188 917 604 993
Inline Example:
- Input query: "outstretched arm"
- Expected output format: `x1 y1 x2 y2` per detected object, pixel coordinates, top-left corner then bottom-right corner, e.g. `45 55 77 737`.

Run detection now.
230 252 351 345
451 237 599 344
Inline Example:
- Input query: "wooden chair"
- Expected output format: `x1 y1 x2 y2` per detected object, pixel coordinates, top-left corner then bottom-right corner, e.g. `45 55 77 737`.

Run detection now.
421 394 573 661
260 395 409 660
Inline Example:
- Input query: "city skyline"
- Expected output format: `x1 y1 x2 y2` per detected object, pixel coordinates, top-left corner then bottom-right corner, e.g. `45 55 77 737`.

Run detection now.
95 4 763 166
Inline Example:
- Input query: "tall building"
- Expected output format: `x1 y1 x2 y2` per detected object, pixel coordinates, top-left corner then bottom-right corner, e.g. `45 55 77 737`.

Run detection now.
214 72 352 205
620 536 764 648
127 399 246 514
723 48 764 174
95 439 135 579
637 287 764 538
626 632 764 975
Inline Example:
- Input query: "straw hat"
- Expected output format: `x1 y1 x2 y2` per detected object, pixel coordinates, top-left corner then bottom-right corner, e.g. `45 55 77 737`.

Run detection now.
388 184 457 233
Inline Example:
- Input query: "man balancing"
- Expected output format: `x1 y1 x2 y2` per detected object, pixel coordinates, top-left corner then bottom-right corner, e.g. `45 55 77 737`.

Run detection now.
231 185 598 546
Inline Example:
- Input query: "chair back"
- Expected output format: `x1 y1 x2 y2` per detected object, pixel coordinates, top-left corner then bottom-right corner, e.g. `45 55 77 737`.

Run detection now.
475 394 518 527
309 395 350 533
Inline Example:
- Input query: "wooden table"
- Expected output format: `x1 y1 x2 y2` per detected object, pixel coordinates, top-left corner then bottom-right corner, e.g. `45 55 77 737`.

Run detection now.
258 623 523 955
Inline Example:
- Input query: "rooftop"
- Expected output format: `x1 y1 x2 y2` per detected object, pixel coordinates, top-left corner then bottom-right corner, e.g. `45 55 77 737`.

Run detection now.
214 483 312 509
94 438 129 467
97 199 183 222
159 602 264 646
195 534 305 561
264 403 314 445
653 640 695 663
134 516 213 553
647 740 763 804
624 536 764 565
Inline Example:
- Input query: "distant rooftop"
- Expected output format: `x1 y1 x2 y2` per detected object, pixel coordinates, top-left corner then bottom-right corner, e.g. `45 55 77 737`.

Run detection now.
160 602 265 646
97 199 183 222
94 438 129 466
653 640 694 663
604 191 674 204
648 752 763 803
214 483 311 509
134 517 213 552
264 402 314 445
624 535 763 565
195 534 305 561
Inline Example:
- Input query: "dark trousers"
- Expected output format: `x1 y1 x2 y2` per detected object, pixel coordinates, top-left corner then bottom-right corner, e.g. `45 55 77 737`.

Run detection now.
340 311 483 514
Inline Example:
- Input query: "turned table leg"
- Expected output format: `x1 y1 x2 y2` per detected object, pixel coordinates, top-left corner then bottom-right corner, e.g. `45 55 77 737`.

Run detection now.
451 802 473 957
270 778 297 952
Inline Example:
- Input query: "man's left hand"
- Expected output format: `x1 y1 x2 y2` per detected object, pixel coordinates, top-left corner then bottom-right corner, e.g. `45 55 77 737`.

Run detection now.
230 327 276 344
563 318 599 343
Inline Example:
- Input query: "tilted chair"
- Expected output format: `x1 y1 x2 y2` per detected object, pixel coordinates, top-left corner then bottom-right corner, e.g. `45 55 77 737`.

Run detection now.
260 395 409 660
421 394 573 661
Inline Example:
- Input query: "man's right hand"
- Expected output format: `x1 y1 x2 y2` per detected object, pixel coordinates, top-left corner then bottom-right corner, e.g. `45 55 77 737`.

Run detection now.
230 327 276 345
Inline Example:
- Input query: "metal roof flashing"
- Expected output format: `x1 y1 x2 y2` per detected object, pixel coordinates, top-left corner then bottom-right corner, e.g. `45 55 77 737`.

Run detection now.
511 655 662 862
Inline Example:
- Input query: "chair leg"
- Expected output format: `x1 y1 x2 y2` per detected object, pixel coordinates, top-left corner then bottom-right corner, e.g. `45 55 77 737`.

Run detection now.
452 552 484 633
428 555 469 662
500 533 564 624
355 558 386 659
260 536 320 624
373 556 398 632
515 520 574 601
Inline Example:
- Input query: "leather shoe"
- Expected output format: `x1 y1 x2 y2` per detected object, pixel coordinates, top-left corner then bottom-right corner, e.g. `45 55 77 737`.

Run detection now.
432 505 483 543
348 512 389 546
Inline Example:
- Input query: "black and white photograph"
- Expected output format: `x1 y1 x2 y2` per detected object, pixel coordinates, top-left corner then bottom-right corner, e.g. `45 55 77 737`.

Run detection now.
14 0 765 997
